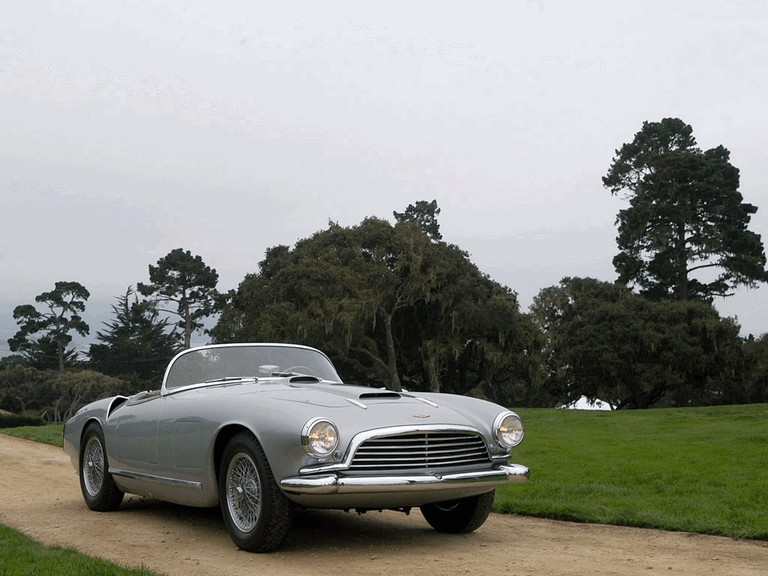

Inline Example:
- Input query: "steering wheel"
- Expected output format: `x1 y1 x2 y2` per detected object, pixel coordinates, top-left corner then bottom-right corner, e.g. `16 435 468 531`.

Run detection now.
283 366 316 376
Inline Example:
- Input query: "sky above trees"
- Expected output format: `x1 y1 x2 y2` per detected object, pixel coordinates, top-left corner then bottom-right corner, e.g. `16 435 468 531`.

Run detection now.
2 1 768 355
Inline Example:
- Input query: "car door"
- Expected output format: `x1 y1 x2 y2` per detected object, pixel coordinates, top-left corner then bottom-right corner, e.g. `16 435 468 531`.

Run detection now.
156 393 206 473
112 395 163 468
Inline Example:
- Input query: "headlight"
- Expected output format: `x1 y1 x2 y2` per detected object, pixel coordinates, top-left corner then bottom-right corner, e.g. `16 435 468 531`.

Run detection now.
302 418 339 457
494 411 524 449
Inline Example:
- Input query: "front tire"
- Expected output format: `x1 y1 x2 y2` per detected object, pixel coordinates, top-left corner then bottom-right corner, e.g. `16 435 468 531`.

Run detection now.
219 431 293 552
79 423 124 511
420 490 496 534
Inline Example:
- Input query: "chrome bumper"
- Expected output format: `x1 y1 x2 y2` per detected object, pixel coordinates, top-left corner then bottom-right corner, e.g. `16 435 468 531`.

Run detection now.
280 463 529 495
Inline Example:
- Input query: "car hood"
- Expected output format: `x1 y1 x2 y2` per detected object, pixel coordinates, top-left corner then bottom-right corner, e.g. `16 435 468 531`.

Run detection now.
210 378 500 433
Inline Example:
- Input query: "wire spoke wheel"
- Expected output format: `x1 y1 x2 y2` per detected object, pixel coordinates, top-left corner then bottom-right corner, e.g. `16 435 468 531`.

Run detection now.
226 453 262 532
78 423 124 511
82 436 106 496
219 431 293 552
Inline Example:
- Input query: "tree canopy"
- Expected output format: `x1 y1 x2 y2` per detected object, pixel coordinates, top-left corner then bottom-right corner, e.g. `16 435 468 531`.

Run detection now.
212 211 543 406
603 118 768 301
531 277 743 409
393 199 442 241
8 281 90 371
738 334 768 404
88 287 179 385
138 248 220 348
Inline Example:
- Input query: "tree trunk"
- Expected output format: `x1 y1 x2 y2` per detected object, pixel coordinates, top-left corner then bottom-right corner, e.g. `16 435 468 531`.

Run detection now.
182 296 192 349
424 346 441 393
56 341 65 373
381 311 402 391
675 217 689 300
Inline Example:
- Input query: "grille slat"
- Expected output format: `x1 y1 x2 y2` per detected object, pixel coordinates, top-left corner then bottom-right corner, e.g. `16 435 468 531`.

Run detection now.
354 446 486 458
349 431 490 472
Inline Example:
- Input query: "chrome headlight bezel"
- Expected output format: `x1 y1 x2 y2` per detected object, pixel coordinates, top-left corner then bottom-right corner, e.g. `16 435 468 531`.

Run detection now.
301 417 339 458
494 411 524 449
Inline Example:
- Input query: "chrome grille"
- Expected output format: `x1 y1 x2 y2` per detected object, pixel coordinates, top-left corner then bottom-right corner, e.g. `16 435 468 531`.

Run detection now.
349 431 490 471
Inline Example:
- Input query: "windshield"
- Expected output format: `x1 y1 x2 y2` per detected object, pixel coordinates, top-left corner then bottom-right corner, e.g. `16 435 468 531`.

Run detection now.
163 344 342 390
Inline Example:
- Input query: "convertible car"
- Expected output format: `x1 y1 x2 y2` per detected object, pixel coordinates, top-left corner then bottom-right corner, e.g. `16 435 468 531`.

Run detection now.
64 343 529 552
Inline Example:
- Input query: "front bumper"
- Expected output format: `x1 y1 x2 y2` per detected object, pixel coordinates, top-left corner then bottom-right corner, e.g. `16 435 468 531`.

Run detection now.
280 463 529 496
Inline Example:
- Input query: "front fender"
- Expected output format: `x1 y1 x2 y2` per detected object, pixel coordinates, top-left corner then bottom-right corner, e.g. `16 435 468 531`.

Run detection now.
62 396 128 473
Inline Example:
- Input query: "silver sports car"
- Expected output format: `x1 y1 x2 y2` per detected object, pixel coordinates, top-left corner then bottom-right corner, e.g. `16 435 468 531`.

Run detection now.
64 343 529 552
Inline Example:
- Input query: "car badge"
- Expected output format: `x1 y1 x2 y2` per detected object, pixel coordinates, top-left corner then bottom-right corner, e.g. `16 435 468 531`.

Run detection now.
412 413 431 419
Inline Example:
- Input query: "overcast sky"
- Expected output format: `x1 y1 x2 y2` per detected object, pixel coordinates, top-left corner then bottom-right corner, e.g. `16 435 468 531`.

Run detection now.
2 0 768 355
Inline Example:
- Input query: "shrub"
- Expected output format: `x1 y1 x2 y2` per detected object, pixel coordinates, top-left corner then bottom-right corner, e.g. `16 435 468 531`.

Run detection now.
0 414 44 428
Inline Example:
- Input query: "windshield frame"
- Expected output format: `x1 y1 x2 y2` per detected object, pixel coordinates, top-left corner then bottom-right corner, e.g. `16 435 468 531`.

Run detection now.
161 343 342 395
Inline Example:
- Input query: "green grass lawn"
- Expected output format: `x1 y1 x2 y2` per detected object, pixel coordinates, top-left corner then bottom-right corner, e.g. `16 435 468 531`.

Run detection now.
2 423 64 446
496 404 768 539
0 525 160 576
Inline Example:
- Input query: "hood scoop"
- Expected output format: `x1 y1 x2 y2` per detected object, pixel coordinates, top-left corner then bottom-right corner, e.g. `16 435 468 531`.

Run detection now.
289 375 321 384
359 392 402 400
343 390 402 410
345 391 438 410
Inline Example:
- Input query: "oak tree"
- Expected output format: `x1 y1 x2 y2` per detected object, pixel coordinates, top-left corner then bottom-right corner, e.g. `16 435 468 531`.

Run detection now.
213 208 538 404
532 277 743 409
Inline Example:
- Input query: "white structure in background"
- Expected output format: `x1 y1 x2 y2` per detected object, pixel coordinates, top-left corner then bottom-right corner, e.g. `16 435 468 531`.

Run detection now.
562 396 612 410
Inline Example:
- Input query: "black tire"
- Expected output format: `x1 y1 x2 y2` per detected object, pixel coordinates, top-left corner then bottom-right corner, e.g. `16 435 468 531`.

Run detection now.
79 423 124 511
420 490 496 534
219 431 293 552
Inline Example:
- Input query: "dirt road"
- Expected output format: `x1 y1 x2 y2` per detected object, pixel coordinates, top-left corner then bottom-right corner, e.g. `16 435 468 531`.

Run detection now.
1 434 766 576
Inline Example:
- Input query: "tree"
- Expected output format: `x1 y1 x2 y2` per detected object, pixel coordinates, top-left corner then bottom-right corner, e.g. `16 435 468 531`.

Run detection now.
393 199 442 241
47 370 127 423
214 218 433 391
89 287 180 384
212 208 540 404
531 277 743 409
138 248 220 348
8 281 90 372
0 364 55 413
736 334 768 404
603 118 768 302
0 363 129 420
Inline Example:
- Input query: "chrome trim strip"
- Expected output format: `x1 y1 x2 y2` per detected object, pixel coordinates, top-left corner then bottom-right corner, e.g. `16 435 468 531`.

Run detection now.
110 468 202 490
411 395 439 408
106 395 130 418
162 378 257 397
346 398 368 409
280 464 530 495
